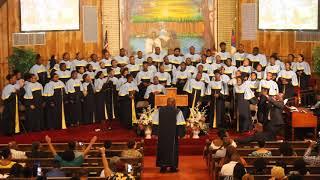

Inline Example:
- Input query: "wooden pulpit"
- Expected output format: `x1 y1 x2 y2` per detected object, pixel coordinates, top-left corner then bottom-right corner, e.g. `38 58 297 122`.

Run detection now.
155 88 188 108
291 108 317 140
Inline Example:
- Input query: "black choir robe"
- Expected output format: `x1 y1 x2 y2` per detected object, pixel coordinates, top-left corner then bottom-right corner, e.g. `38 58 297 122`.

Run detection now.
183 79 206 109
1 84 20 135
118 82 139 128
82 82 95 124
267 97 285 134
94 78 108 122
43 80 67 130
23 82 44 132
29 64 48 86
206 81 227 128
66 78 83 126
105 77 119 120
152 107 186 168
173 70 191 94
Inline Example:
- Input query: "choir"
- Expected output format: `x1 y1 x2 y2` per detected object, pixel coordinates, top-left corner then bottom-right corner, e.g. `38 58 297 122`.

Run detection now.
1 43 312 136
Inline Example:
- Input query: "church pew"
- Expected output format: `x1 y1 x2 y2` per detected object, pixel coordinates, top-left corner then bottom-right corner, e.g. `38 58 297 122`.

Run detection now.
218 174 320 180
0 141 144 151
236 141 309 148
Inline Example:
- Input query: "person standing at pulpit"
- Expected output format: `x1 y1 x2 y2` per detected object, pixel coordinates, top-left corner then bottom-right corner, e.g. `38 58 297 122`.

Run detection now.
277 62 298 99
152 98 186 173
172 62 191 94
206 70 228 128
43 73 67 130
118 74 139 128
1 74 20 136
66 71 83 126
136 62 154 101
155 64 171 87
264 93 285 135
184 73 206 109
23 74 44 132
144 76 166 107
29 54 48 86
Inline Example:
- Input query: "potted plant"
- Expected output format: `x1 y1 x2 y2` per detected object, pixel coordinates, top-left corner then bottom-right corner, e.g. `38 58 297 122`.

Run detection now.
137 105 157 139
313 46 320 75
186 103 208 139
8 47 37 74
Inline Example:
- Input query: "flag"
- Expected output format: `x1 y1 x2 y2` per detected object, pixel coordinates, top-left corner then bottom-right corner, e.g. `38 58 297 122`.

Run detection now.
230 18 237 55
104 28 109 51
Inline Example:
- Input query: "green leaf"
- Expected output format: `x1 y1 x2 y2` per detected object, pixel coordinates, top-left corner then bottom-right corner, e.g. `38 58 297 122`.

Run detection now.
8 47 37 74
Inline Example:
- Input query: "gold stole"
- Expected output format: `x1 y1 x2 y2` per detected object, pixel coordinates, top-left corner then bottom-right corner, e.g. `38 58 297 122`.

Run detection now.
213 92 217 128
61 88 67 129
130 91 137 125
14 94 20 133
191 89 197 109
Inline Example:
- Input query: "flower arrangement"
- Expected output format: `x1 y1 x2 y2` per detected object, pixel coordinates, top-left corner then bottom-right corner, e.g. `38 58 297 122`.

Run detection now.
137 105 157 130
186 103 208 137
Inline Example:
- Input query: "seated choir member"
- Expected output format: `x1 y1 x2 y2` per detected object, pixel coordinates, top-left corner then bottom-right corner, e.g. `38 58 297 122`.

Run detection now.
173 62 191 94
209 55 224 78
206 70 228 128
277 62 298 99
144 76 166 107
154 64 171 87
136 62 154 101
184 73 206 109
117 68 129 91
234 77 255 132
287 54 297 71
66 71 83 126
197 54 211 73
94 71 108 123
43 73 67 130
232 44 247 68
1 74 20 136
296 54 311 90
29 54 48 86
163 56 175 76
76 66 86 82
82 74 95 124
118 74 139 128
23 73 44 132
84 64 95 80
56 63 71 84
60 52 72 71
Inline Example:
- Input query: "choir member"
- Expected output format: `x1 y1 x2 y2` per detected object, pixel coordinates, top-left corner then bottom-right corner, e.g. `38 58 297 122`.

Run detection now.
185 58 197 75
29 54 48 86
76 66 86 82
217 42 231 63
98 62 108 77
248 72 260 95
117 68 129 91
144 76 166 107
114 48 129 67
147 57 157 74
258 72 279 96
296 54 311 90
88 53 100 72
94 71 107 123
55 63 71 84
209 55 225 78
136 62 154 100
234 77 255 132
118 74 139 128
66 71 83 126
126 56 140 78
48 55 58 72
247 47 267 69
264 56 281 78
72 52 88 70
60 52 72 71
149 47 164 67
287 54 297 71
135 51 145 67
163 56 175 76
269 53 285 70
277 62 298 99
184 73 206 109
13 70 25 91
101 49 112 68
82 74 95 124
185 46 201 65
172 62 191 94
232 44 247 67
155 64 171 87
168 48 183 67
23 74 44 132
197 54 211 73
224 58 237 78
206 70 228 128
253 64 264 80
110 60 121 78
205 49 214 64
43 73 67 130
238 59 253 77
1 74 20 135
193 65 210 84
105 69 119 122
84 64 95 80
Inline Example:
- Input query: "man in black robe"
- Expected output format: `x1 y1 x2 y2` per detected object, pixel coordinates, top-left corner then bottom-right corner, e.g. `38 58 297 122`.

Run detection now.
152 98 186 173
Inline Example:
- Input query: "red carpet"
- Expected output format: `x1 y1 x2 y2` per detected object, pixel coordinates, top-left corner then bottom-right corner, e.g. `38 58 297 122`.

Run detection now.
0 121 246 155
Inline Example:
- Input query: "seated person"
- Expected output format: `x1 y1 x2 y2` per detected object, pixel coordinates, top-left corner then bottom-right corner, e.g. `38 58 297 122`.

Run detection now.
68 141 83 158
279 142 297 156
270 166 286 180
249 139 272 157
209 129 237 158
28 141 48 158
46 160 66 177
103 140 113 157
219 145 247 166
235 122 276 144
289 159 309 176
0 148 16 169
252 158 267 175
303 140 320 166
232 163 247 180
8 141 27 159
45 135 97 167
100 148 135 179
220 153 243 176
121 140 142 158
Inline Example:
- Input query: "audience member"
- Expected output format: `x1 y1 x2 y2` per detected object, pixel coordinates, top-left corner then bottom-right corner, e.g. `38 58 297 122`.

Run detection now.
0 148 16 168
8 163 23 178
45 160 66 177
221 153 242 176
252 158 267 175
303 140 320 166
219 145 247 166
233 163 246 180
45 135 97 167
8 141 27 159
29 141 48 158
270 166 286 180
210 129 237 158
236 123 276 144
241 173 254 180
249 139 272 157
121 140 142 158
289 159 309 176
279 142 297 156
